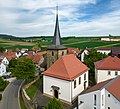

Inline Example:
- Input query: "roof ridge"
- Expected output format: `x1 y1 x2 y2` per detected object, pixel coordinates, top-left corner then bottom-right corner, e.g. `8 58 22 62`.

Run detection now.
61 56 71 79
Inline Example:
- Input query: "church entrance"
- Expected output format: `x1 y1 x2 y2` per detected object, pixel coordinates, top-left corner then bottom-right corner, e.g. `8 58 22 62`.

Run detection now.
51 86 59 99
54 89 58 99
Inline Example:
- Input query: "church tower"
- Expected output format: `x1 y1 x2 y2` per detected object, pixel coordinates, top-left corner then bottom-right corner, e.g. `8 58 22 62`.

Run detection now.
47 6 67 68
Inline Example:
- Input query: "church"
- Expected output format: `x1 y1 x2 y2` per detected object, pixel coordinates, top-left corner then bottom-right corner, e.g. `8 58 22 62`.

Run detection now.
42 6 89 104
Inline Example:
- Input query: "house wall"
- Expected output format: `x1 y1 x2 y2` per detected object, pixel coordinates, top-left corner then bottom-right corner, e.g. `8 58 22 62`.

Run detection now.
78 90 101 109
72 71 89 100
105 90 120 109
47 49 67 68
2 57 9 66
43 71 88 103
0 63 6 76
95 69 120 83
81 50 89 62
43 75 72 103
97 50 111 55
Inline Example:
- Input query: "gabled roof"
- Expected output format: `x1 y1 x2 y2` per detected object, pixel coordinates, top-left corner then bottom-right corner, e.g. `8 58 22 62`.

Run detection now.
106 76 120 101
111 47 120 56
94 56 120 70
96 48 111 50
81 76 120 101
42 54 89 80
81 79 111 94
67 48 81 54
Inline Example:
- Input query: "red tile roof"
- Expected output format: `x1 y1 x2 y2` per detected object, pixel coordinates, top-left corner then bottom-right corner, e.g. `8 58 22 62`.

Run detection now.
106 76 120 101
81 79 111 94
94 56 120 70
42 54 89 80
67 48 81 54
96 48 111 50
81 76 120 102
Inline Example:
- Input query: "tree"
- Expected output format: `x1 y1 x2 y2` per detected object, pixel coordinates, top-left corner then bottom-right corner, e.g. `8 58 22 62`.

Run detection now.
84 48 107 85
0 77 8 91
8 58 18 68
44 97 64 109
12 58 35 82
0 47 5 53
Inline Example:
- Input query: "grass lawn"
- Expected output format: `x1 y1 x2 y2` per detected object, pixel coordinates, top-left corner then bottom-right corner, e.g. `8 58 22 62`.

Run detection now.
19 95 27 109
25 77 42 99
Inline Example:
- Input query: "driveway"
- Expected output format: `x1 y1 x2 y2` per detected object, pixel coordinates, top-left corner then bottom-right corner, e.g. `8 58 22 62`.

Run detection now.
0 79 24 109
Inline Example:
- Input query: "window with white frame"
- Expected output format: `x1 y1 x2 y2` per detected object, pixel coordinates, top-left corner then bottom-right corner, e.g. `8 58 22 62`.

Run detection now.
108 71 111 75
84 73 86 80
102 95 104 106
74 80 76 88
79 77 81 85
108 94 110 97
115 71 118 76
94 94 97 106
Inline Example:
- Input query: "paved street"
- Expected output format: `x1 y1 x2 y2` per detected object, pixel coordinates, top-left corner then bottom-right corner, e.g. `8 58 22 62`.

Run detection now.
0 79 23 109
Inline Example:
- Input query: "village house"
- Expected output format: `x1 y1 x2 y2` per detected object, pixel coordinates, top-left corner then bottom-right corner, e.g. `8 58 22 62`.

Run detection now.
96 48 111 55
0 56 9 66
42 54 89 104
111 47 120 58
0 62 6 76
94 56 120 83
78 76 120 109
79 48 90 62
67 47 81 56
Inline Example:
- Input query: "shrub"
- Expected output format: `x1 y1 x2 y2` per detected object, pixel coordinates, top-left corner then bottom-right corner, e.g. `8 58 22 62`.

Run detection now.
0 94 2 100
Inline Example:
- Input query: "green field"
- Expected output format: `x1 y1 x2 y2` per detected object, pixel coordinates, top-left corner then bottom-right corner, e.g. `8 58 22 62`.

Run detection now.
0 37 120 50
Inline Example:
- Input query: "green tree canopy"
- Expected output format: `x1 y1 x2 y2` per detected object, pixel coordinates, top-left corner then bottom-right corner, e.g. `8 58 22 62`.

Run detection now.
12 57 35 82
44 97 64 109
0 77 8 91
0 47 5 53
8 58 18 68
84 48 107 85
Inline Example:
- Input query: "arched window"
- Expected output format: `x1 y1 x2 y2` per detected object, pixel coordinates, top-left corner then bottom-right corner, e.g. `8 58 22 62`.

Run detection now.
52 51 54 56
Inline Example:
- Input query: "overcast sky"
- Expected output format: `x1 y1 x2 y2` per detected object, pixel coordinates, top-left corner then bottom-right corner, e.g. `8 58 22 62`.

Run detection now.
0 0 120 37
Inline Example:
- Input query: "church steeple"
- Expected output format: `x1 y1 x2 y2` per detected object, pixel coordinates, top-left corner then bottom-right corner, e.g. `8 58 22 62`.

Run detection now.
47 6 67 68
53 5 61 46
48 6 66 50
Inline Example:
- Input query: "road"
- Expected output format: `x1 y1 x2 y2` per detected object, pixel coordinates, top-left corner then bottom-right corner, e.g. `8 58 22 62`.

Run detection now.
0 79 24 109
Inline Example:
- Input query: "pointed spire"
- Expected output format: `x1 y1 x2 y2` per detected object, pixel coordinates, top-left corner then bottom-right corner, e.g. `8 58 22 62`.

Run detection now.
52 5 61 46
48 6 66 50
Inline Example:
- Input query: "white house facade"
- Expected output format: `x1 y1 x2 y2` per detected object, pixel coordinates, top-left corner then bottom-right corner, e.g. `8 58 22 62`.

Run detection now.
80 48 90 62
94 56 120 83
78 76 120 109
42 54 89 103
1 57 9 66
0 62 6 76
97 48 111 55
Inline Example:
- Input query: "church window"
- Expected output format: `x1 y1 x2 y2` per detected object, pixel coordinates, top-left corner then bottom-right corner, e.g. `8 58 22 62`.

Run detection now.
52 52 54 56
74 80 76 88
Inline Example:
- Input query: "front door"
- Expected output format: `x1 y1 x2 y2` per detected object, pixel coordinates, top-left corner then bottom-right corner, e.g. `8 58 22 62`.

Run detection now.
54 89 58 99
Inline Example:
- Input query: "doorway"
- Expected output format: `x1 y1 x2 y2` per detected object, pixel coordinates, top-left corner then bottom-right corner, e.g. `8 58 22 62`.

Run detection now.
54 89 58 99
